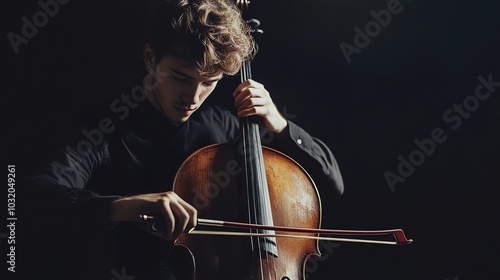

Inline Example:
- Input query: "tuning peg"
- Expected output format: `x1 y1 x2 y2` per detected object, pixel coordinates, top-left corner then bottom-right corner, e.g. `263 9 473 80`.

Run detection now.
251 29 264 35
247 18 260 29
247 19 263 34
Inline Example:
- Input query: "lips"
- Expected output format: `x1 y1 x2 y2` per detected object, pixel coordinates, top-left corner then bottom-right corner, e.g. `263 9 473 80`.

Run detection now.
173 105 197 116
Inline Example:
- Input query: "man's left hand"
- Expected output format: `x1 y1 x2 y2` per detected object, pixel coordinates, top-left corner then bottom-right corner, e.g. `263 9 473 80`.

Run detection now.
233 79 288 133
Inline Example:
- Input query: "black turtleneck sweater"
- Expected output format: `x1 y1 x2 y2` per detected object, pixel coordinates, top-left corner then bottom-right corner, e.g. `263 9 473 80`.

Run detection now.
20 97 343 279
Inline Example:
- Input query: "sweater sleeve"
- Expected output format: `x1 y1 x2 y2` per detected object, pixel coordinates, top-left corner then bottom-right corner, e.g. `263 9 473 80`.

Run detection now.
21 141 121 237
265 120 344 201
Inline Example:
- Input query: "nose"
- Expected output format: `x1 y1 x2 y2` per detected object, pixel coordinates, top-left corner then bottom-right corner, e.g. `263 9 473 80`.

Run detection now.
182 83 203 105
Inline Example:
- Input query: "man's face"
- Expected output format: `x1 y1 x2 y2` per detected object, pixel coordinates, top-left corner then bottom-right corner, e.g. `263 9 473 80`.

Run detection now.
147 54 223 126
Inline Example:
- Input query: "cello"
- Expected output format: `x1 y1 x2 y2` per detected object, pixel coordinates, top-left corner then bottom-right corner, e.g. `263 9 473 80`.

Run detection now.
142 1 412 279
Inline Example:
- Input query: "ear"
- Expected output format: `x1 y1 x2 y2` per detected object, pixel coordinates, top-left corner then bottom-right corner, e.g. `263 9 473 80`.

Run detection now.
143 43 156 71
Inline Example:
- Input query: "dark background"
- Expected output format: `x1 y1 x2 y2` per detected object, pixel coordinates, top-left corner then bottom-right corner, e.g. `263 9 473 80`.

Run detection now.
2 0 500 279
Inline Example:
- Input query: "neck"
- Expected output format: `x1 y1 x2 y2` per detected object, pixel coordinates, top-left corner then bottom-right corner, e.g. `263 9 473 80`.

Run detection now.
145 85 182 127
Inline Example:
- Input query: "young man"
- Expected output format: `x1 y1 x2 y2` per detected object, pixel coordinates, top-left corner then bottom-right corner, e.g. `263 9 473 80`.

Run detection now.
22 0 343 279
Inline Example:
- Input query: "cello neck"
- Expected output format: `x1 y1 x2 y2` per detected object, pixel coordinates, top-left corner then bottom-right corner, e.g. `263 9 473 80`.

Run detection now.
239 53 278 255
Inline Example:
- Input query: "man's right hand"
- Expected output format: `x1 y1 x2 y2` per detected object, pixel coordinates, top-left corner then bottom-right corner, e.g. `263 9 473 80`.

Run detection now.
109 191 197 241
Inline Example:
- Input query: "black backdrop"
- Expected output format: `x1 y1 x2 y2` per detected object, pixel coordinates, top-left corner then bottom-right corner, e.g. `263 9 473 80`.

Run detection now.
3 0 500 279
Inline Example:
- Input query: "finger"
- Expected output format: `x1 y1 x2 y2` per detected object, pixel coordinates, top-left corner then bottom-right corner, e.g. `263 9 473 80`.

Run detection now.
159 198 176 240
233 85 250 101
176 198 198 231
169 200 191 240
237 105 269 118
168 194 198 238
232 79 264 97
233 89 249 108
233 80 251 97
236 95 267 114
234 88 267 109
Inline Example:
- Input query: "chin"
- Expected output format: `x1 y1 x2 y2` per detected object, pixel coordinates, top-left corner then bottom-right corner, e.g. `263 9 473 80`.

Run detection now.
168 117 189 127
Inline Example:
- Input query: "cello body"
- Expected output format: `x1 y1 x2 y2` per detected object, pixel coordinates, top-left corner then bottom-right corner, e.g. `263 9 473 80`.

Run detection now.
172 143 322 280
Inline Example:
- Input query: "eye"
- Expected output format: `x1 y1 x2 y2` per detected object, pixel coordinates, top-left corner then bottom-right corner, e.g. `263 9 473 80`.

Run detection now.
172 75 188 82
202 81 216 87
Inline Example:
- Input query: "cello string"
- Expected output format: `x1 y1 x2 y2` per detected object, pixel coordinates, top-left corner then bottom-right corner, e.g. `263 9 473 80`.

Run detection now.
241 60 266 278
245 60 277 279
242 60 260 274
246 63 268 279
244 64 264 279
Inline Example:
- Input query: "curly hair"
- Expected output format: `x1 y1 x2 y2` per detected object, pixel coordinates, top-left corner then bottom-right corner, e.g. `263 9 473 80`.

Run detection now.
147 0 256 76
